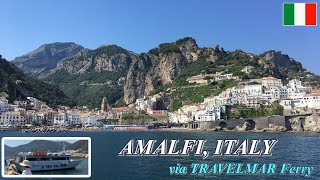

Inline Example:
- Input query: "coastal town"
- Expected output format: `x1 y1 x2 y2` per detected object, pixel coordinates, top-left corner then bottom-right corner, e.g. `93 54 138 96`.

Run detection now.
0 74 320 132
169 75 320 124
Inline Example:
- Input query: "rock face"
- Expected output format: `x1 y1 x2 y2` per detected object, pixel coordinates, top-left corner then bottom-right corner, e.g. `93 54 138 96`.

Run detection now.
123 38 199 104
288 113 320 132
12 42 84 77
261 50 293 68
301 113 320 132
176 37 199 62
258 50 302 73
288 117 305 132
41 45 135 108
56 45 133 75
123 55 153 104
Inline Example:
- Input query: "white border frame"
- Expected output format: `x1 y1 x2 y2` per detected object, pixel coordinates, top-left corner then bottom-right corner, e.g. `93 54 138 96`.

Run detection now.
282 2 318 26
2 137 91 178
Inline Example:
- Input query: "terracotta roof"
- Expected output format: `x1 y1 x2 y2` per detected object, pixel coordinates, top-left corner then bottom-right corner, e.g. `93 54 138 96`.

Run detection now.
235 85 245 89
112 107 130 111
306 93 320 97
311 89 320 93
148 114 168 117
151 110 162 113
263 77 277 80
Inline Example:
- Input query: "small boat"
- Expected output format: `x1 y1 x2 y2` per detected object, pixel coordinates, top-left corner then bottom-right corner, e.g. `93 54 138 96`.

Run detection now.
14 146 82 172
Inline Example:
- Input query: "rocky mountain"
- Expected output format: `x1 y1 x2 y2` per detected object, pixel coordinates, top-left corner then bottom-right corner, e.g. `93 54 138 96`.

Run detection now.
0 55 74 106
4 140 88 158
123 38 320 110
66 140 89 153
11 37 320 109
12 42 83 77
55 45 133 75
40 45 135 108
124 37 200 104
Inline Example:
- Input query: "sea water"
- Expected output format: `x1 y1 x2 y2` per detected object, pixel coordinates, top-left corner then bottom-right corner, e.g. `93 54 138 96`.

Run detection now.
0 131 319 180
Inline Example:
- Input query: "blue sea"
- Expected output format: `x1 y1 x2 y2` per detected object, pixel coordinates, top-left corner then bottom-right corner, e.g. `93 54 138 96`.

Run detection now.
0 131 319 180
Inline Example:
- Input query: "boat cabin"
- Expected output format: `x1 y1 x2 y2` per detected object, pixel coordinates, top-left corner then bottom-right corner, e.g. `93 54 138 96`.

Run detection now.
16 152 71 162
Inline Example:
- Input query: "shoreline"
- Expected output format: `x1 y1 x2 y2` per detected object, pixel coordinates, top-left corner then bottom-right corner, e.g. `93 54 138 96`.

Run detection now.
12 127 320 135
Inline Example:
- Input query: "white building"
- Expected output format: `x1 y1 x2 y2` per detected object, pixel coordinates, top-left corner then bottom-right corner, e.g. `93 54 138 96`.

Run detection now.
30 113 46 124
288 79 312 93
280 99 294 110
66 114 80 125
231 85 262 97
54 111 81 125
0 97 9 112
287 90 305 99
204 96 225 106
81 115 104 127
243 97 262 109
299 93 320 110
262 86 288 101
0 111 25 126
261 77 283 87
214 73 239 81
66 110 81 125
280 93 320 111
194 106 225 122
54 113 67 125
169 111 191 124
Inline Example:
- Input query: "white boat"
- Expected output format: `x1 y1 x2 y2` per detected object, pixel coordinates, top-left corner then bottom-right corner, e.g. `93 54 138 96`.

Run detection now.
14 148 82 172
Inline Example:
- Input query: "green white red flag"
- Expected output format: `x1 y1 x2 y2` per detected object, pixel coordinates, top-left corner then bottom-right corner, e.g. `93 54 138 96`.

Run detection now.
283 2 317 26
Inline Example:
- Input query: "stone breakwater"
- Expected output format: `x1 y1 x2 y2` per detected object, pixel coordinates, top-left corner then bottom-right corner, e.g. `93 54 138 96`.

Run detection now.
188 113 320 133
288 113 320 133
20 127 69 133
19 126 101 133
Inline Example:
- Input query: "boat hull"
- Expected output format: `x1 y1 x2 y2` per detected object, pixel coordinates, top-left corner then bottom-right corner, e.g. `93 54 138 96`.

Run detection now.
16 160 82 172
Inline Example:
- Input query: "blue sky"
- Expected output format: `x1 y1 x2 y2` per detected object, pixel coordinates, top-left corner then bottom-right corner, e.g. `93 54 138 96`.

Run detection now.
4 140 77 147
0 0 319 74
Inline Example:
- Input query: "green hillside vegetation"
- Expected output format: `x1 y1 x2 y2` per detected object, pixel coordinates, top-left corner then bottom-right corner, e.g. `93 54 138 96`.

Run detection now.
43 70 124 108
179 50 254 78
94 45 129 56
9 37 320 110
159 43 181 54
148 47 319 111
230 104 284 119
175 37 195 45
0 55 74 106
151 77 238 111
38 44 133 108
148 43 181 55
170 80 238 111
44 70 125 84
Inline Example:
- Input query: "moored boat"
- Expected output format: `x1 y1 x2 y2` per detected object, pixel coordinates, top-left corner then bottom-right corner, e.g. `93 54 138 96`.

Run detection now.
13 149 82 172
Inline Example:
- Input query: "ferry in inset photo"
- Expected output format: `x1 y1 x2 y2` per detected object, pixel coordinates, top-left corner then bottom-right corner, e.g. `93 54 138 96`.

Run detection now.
1 137 91 178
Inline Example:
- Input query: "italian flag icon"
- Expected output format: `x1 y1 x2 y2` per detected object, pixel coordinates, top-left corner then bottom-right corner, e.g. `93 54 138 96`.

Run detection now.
283 2 317 26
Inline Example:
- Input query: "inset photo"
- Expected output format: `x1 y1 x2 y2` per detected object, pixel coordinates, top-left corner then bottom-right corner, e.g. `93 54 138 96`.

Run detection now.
2 137 91 178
